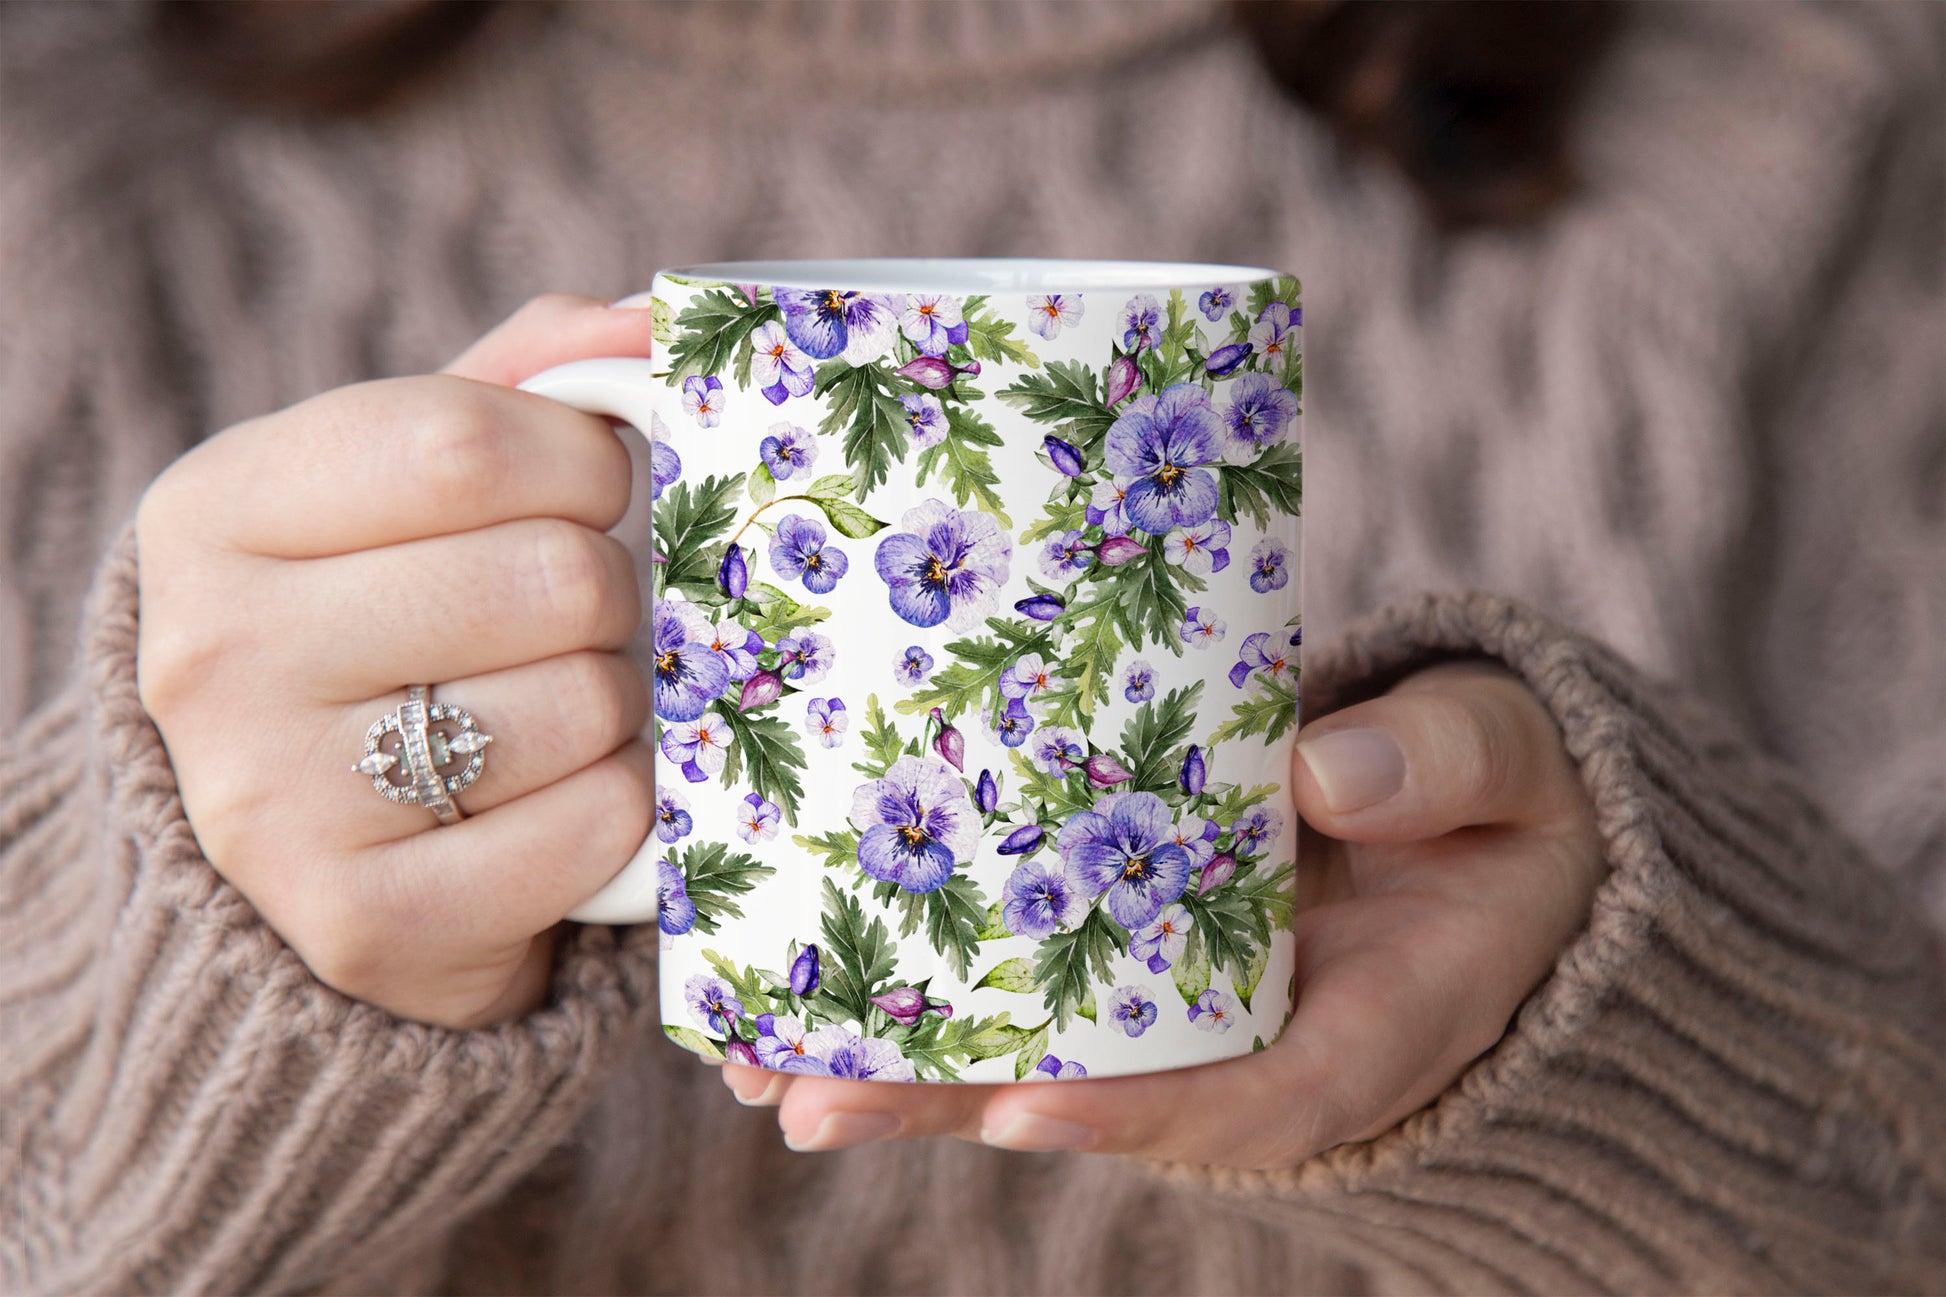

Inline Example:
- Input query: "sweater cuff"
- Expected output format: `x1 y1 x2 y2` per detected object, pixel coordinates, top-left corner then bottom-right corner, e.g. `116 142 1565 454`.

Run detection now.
1143 591 1945 1294
6 522 660 1296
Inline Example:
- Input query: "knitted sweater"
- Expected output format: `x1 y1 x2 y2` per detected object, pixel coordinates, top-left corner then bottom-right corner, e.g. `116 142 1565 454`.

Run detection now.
2 2 1941 1293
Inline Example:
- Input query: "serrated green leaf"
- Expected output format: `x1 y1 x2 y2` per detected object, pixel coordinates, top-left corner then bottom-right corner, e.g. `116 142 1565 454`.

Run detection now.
711 701 808 823
1233 858 1297 930
1220 440 1303 530
900 1011 1023 1082
1075 985 1098 1023
1032 907 1124 1028
673 842 776 934
855 695 904 779
1209 675 1299 746
962 306 1042 370
740 583 831 643
1120 681 1205 794
701 948 781 1018
930 404 1010 526
1020 494 1087 544
1178 886 1267 986
794 829 859 870
662 1024 726 1060
1171 923 1212 1006
654 474 746 593
997 360 1117 458
1114 545 1200 646
1013 1022 1052 1079
909 873 989 981
973 956 1042 994
813 877 898 1027
816 361 910 500
897 626 1055 721
663 289 778 385
1234 942 1271 1013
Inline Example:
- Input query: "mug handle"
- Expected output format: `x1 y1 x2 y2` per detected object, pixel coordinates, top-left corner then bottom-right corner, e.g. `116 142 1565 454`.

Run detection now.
517 357 667 925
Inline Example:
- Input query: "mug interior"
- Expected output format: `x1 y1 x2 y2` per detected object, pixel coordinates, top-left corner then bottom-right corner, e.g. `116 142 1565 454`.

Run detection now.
661 258 1280 293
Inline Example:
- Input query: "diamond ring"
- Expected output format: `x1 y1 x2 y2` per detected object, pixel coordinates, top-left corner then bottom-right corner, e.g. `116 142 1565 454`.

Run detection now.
352 685 493 826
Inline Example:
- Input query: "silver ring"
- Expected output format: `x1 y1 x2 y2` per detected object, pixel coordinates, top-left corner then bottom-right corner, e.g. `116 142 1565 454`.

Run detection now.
352 685 493 826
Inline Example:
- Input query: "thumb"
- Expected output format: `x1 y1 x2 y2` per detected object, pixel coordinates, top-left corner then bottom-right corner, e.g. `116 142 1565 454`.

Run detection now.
1291 661 1580 843
442 292 658 387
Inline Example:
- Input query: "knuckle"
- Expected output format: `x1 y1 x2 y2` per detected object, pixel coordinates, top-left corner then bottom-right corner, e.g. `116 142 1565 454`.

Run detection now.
403 378 509 508
136 619 227 721
523 521 615 642
1429 690 1526 813
557 653 637 754
585 750 656 850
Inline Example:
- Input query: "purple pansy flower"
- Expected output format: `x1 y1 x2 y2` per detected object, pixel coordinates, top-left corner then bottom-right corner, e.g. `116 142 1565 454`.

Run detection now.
661 713 732 782
1086 476 1134 536
800 1026 917 1082
749 321 816 405
1231 805 1285 857
754 1014 828 1074
900 294 966 357
656 860 695 939
1228 631 1296 690
1057 791 1192 929
775 630 833 682
1221 373 1298 462
1026 293 1084 340
1117 293 1163 353
987 700 1036 749
652 600 730 722
898 392 948 449
1164 518 1232 575
1198 286 1233 321
759 422 819 480
649 413 683 501
1028 726 1085 775
706 620 763 683
1109 984 1160 1037
1030 1055 1088 1081
685 974 742 1034
774 288 902 365
999 654 1059 710
1248 301 1298 369
769 513 849 594
1104 384 1223 533
896 645 934 685
682 375 724 428
1039 529 1095 581
1188 987 1239 1033
1167 818 1220 871
1181 605 1227 650
737 792 781 843
997 824 1045 856
1130 903 1192 974
655 788 694 843
1249 538 1291 593
1123 660 1156 703
1001 859 1088 939
874 499 1013 631
805 696 848 749
851 755 978 894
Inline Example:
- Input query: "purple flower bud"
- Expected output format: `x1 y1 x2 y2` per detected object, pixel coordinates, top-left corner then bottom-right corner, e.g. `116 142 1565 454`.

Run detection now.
738 670 783 711
974 769 999 814
869 986 953 1028
997 824 1045 856
1043 436 1084 478
929 706 966 771
957 359 982 379
895 357 956 389
1205 341 1253 377
1015 593 1066 621
789 944 821 996
1107 354 1140 405
1083 753 1133 788
1198 852 1237 896
724 1039 760 1067
1095 536 1147 567
1180 744 1206 796
718 544 748 599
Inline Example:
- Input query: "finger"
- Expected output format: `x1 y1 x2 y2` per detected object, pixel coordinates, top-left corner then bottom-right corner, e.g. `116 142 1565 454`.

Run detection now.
442 292 658 388
335 650 648 844
1291 662 1582 842
161 373 633 558
722 1062 794 1108
284 518 642 699
361 738 657 950
772 1074 991 1151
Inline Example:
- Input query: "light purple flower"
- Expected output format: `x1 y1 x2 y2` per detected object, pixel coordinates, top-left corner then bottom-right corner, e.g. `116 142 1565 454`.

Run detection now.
851 755 977 894
1188 987 1238 1033
649 413 683 501
769 514 849 594
661 713 732 782
805 696 848 748
652 600 730 722
749 321 815 405
1181 605 1227 650
896 645 934 685
1109 984 1159 1037
1030 1055 1088 1081
801 1026 917 1082
1249 538 1291 593
986 700 1036 749
1001 859 1088 939
655 788 694 843
706 621 763 683
1228 631 1296 690
1130 903 1192 974
1057 790 1192 929
874 499 1013 631
1027 293 1084 340
682 375 724 428
1248 301 1298 369
1028 726 1085 775
754 1014 828 1074
1039 529 1095 581
759 422 819 480
1000 654 1059 709
1197 286 1233 322
1123 660 1155 703
1231 805 1285 857
898 393 948 449
737 792 781 843
656 860 695 939
869 986 954 1028
1221 372 1298 462
1163 518 1232 575
1086 476 1134 536
775 630 833 682
685 974 742 1034
775 288 902 365
1104 384 1223 534
1117 293 1162 353
900 294 966 357
1167 819 1220 871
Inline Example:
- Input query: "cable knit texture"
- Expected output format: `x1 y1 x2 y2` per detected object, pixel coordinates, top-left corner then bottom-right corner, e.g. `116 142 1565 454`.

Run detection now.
2 2 1942 1294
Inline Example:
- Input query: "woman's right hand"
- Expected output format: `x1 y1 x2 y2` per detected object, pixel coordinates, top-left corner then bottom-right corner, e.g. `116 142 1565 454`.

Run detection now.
134 294 663 1029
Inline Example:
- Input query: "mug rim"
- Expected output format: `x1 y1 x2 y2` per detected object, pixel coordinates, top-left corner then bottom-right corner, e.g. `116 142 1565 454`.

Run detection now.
658 257 1284 294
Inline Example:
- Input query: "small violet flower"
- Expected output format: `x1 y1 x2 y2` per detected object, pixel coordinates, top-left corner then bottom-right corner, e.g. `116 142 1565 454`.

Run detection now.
1228 631 1296 690
1222 372 1299 463
1197 286 1233 321
1039 529 1095 581
987 700 1036 749
758 422 819 480
769 514 849 595
851 754 977 893
1031 1055 1088 1081
875 500 1014 631
1130 903 1192 974
899 393 948 449
1028 726 1085 775
805 696 848 749
1188 987 1239 1033
775 631 833 683
685 974 742 1034
775 288 901 365
1181 605 1228 650
999 654 1059 709
1002 860 1087 938
1164 519 1231 576
652 600 729 723
1123 659 1156 703
800 1026 916 1082
896 645 934 685
1117 294 1162 353
706 621 763 683
1086 476 1133 536
1026 293 1084 340
737 792 781 843
1104 384 1224 534
682 375 724 428
1057 790 1191 929
1109 984 1160 1038
1248 301 1299 369
749 321 815 405
1249 538 1291 593
900 294 967 357
655 788 695 843
656 860 695 939
1231 806 1285 857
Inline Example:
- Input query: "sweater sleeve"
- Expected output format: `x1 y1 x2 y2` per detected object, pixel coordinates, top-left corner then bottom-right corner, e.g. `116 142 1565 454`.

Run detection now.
1144 591 1946 1295
0 523 663 1296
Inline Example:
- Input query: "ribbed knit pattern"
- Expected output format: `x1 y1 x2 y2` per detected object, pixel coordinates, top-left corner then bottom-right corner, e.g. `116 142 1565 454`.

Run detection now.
2 2 1941 1293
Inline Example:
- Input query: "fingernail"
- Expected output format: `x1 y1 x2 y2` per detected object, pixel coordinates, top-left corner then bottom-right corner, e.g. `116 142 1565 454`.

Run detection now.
724 1065 784 1107
980 1113 1097 1152
1297 727 1405 813
607 291 656 309
784 1111 901 1153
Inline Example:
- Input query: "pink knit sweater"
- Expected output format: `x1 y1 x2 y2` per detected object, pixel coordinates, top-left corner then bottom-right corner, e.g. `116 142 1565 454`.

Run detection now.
2 3 1941 1293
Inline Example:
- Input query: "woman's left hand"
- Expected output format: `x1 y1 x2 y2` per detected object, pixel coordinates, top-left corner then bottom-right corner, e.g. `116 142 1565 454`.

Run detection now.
720 661 1605 1165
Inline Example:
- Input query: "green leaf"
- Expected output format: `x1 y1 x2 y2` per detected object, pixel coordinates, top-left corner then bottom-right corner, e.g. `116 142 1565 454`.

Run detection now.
879 874 989 981
1246 276 1302 320
930 404 1011 526
1051 596 1123 728
1020 493 1087 544
1032 908 1124 1028
1234 942 1271 1014
1209 675 1300 746
855 694 905 779
1013 1022 1052 1079
1075 985 1098 1024
701 947 781 1017
654 473 745 594
1115 544 1199 646
1171 923 1212 1006
816 361 910 499
741 583 831 643
962 304 1042 369
711 701 808 824
1178 886 1267 985
975 900 1011 942
1219 439 1303 530
1233 858 1297 931
673 842 776 934
897 624 1055 721
1120 682 1205 794
747 463 778 505
663 289 779 385
1156 289 1202 387
649 297 676 346
811 494 891 540
997 361 1117 458
1252 1034 1267 1053
900 1011 1031 1082
973 956 1043 994
794 828 859 870
1005 749 1096 821
662 1023 725 1060
813 877 898 1027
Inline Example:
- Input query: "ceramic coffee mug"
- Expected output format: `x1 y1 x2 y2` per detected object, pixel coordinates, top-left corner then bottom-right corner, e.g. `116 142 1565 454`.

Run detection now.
519 259 1302 1082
